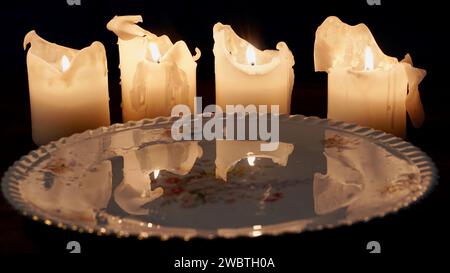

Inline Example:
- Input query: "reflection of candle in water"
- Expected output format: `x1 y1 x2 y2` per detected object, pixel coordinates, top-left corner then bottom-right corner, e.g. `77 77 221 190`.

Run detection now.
313 152 363 215
215 140 294 181
114 141 203 215
153 169 160 180
22 159 112 222
247 153 256 166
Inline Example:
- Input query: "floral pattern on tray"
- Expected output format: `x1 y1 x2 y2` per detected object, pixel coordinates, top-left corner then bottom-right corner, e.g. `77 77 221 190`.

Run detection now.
150 158 308 209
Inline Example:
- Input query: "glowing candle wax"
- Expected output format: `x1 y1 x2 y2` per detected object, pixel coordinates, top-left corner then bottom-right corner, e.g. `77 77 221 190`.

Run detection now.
23 31 110 145
314 16 426 137
107 15 201 121
213 23 295 113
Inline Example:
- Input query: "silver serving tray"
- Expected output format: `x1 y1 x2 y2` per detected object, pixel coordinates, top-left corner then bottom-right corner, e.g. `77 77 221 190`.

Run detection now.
1 115 437 240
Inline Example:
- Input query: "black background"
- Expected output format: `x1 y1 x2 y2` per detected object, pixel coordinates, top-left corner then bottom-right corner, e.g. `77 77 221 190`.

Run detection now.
0 0 448 266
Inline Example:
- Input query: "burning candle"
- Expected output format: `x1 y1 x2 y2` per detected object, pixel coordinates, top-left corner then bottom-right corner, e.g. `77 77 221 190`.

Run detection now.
23 31 110 145
215 140 294 181
107 15 201 121
314 16 426 137
213 23 295 113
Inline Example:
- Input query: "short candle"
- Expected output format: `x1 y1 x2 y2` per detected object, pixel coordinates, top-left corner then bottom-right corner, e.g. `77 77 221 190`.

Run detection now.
213 23 295 114
314 16 426 137
23 31 111 145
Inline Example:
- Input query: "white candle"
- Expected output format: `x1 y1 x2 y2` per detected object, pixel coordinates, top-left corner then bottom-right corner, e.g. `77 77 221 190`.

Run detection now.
327 47 410 136
213 23 295 113
314 16 426 137
23 31 110 145
107 15 201 121
215 140 294 181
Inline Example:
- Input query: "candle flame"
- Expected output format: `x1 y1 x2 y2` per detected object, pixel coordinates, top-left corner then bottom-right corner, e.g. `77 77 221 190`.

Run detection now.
364 46 374 71
246 45 256 66
149 42 161 63
153 169 160 179
61 55 70 72
247 155 256 166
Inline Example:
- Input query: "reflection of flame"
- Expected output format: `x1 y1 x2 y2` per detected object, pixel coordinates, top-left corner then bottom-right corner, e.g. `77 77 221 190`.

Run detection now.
246 45 256 66
247 154 256 166
364 46 374 71
153 169 160 179
216 141 294 181
61 55 70 72
149 42 161 63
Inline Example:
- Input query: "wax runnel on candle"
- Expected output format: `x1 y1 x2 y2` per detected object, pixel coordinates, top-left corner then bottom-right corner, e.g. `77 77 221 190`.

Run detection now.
314 16 426 137
107 15 201 122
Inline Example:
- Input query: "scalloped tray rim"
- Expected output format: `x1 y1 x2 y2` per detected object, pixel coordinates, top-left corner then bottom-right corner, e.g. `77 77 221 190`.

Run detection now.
1 114 439 240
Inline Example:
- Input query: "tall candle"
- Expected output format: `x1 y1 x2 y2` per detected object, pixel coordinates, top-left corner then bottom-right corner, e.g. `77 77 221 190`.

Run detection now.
314 16 426 137
107 15 201 121
213 23 295 113
23 31 110 145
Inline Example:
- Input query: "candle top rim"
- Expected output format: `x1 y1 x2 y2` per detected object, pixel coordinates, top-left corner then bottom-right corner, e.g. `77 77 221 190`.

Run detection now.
24 30 107 77
107 15 201 62
314 16 399 72
213 22 294 75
